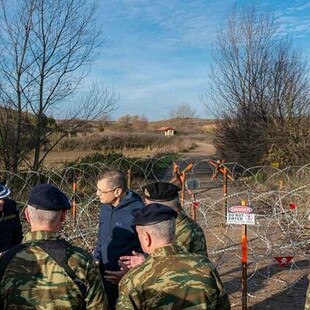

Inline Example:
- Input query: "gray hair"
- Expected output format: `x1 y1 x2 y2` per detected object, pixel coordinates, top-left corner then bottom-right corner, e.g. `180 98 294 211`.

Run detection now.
98 170 127 191
27 205 62 224
140 218 176 244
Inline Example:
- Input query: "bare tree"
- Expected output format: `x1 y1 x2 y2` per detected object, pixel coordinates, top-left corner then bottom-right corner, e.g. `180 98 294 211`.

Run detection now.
169 103 196 119
208 5 310 166
0 0 117 172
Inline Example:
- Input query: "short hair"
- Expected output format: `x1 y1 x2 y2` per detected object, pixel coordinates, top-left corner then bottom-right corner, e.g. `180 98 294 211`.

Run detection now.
146 197 181 212
98 170 127 191
27 205 62 224
139 218 176 244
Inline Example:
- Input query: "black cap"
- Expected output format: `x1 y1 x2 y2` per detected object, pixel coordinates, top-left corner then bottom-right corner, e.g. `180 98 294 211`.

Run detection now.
143 182 180 201
132 203 178 226
28 184 71 211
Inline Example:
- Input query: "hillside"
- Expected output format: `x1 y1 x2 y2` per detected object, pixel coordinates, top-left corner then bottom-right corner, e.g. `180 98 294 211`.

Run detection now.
44 118 217 166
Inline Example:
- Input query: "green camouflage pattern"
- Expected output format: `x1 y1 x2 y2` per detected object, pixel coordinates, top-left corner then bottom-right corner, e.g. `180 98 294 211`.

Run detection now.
306 275 310 310
0 231 108 310
175 209 208 256
117 244 230 310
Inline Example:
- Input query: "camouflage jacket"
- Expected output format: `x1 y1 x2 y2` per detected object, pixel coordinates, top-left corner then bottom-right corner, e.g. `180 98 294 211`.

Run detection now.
0 231 108 310
305 275 310 310
175 209 208 256
117 245 230 310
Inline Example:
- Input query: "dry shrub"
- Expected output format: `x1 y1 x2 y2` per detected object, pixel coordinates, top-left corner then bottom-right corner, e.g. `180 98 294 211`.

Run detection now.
153 137 197 155
58 133 161 151
58 133 206 154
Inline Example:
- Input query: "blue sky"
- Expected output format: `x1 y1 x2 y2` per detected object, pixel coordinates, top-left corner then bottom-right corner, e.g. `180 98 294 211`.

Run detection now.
92 0 310 121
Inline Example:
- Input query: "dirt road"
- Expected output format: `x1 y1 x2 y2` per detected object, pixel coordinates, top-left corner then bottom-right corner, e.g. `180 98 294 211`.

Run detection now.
185 142 217 157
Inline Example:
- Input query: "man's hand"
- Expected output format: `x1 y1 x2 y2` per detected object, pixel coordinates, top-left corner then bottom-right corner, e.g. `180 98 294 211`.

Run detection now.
104 268 128 284
119 251 146 269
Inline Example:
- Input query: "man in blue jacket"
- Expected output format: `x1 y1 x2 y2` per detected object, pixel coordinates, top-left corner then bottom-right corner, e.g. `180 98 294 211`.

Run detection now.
0 184 23 254
94 170 144 309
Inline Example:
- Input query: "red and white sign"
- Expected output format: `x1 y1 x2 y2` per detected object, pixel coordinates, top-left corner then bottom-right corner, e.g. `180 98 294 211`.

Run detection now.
274 256 294 267
229 205 253 213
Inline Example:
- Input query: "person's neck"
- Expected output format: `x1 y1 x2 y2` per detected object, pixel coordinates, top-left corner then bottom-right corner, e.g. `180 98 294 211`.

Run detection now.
30 224 61 232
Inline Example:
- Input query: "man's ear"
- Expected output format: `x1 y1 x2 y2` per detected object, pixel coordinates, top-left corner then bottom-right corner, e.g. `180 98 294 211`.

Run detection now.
114 187 123 198
25 206 31 224
144 230 152 248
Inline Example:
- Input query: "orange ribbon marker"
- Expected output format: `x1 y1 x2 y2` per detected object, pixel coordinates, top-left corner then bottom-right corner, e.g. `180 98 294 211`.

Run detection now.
241 199 248 310
241 235 248 263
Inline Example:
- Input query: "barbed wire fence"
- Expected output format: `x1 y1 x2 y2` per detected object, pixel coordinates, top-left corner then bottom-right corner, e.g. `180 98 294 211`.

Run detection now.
2 156 310 308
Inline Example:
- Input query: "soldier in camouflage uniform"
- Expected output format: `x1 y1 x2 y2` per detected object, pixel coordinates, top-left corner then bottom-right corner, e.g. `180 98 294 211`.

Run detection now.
117 203 230 310
144 182 207 255
119 182 207 269
0 184 108 310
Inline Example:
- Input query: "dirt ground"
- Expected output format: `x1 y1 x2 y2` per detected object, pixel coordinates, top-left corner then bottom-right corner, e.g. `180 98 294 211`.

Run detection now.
179 142 309 309
183 144 309 310
208 225 309 309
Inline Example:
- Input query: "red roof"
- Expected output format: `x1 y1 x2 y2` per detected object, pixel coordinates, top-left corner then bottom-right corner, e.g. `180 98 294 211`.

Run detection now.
157 126 175 131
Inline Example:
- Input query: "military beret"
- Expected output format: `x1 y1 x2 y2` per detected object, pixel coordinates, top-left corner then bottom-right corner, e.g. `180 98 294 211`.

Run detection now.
132 203 178 226
143 182 180 201
28 184 71 211
0 184 10 199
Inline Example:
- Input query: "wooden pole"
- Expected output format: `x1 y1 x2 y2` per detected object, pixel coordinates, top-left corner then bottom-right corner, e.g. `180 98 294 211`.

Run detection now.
241 199 248 310
180 163 193 208
127 169 131 189
170 162 193 208
180 171 186 208
191 193 197 221
209 160 233 222
223 167 228 221
72 180 77 222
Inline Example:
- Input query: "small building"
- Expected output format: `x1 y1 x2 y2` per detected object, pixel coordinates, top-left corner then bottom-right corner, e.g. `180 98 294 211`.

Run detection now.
157 126 175 136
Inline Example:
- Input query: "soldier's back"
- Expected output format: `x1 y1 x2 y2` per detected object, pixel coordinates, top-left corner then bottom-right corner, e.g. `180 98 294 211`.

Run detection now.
118 244 230 310
175 210 208 256
0 232 107 310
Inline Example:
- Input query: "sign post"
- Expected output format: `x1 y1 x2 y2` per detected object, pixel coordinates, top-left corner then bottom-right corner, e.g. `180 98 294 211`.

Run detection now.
241 200 248 310
227 200 256 310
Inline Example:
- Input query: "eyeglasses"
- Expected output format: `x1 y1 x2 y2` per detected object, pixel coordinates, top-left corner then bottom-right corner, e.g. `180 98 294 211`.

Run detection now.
96 187 119 195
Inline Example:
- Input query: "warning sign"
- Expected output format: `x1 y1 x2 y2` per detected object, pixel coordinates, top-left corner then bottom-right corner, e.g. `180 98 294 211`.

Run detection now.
227 212 255 225
274 256 294 267
229 205 253 213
